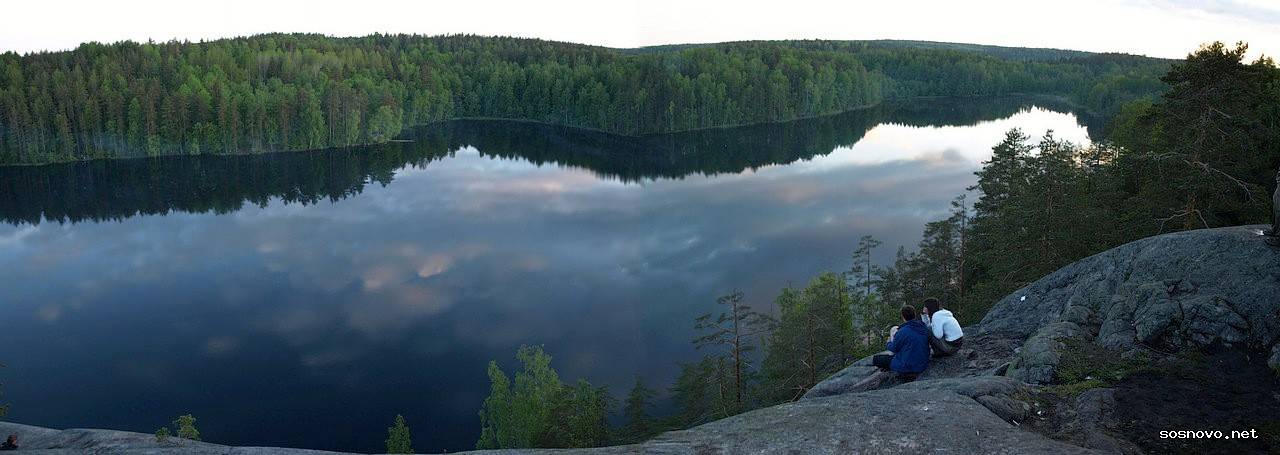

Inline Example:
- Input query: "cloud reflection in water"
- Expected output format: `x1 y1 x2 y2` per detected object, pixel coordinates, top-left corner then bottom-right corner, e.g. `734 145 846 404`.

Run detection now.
0 99 1091 453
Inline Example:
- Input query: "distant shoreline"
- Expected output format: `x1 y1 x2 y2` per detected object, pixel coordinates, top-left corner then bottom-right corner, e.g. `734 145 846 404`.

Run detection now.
0 94 1097 169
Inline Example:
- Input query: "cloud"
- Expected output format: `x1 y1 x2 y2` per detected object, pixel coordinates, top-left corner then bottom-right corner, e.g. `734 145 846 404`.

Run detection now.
0 225 38 247
203 336 240 355
35 304 61 322
1137 0 1280 26
416 254 454 278
361 264 407 291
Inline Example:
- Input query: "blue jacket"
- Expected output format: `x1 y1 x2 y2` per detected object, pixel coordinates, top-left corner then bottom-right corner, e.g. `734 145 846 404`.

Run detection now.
886 319 931 374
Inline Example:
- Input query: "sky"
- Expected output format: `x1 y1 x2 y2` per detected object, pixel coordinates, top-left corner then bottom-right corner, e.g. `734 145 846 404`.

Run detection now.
2 0 1279 59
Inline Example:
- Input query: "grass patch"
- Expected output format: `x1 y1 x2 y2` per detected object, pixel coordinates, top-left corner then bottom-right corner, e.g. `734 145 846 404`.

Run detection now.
1047 378 1109 396
1045 338 1151 397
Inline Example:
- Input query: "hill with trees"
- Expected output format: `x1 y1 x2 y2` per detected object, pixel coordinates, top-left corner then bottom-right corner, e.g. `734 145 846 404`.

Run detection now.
0 34 1168 165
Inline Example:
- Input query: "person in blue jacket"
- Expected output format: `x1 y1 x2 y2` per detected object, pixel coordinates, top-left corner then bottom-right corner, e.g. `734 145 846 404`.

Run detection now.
872 305 930 377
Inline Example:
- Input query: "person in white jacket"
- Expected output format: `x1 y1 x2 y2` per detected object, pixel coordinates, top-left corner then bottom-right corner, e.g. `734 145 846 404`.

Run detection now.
921 297 964 357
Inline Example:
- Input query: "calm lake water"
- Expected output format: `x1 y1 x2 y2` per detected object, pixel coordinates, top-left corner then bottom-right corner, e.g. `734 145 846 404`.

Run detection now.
0 97 1093 453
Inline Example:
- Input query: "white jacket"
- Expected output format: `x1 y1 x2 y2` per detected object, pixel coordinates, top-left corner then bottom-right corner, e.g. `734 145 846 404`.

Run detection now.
927 309 964 342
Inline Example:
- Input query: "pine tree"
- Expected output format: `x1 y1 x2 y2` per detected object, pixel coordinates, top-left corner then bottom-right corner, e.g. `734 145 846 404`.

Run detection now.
692 290 773 414
845 235 895 355
846 235 882 299
385 414 413 454
760 273 852 403
541 379 611 448
621 376 657 443
669 356 726 426
1117 41 1278 232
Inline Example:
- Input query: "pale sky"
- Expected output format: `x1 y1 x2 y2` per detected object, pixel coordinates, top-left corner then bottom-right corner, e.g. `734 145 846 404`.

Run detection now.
3 0 1279 59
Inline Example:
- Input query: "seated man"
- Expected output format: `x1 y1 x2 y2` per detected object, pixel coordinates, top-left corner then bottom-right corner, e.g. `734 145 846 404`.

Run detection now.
1 435 16 450
922 297 964 357
872 305 930 379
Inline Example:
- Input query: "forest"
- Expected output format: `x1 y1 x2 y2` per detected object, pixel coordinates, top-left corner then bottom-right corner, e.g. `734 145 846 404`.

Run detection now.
0 95 1094 226
463 41 1280 451
0 34 1167 165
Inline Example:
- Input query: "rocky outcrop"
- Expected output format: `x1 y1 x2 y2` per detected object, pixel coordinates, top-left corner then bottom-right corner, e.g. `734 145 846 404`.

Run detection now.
980 225 1280 383
1028 388 1143 455
633 382 1097 454
0 385 1094 455
815 225 1280 393
804 330 1022 399
803 225 1280 454
0 421 364 454
5 226 1277 454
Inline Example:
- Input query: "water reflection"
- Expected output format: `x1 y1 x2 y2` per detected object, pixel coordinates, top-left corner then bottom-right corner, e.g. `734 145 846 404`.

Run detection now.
0 97 1093 453
0 96 1100 226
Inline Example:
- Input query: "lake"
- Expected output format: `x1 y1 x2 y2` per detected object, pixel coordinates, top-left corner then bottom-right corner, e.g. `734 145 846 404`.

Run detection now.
0 97 1094 453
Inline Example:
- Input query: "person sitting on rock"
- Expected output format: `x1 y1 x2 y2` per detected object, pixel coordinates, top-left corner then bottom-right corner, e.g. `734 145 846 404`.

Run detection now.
1 435 17 450
872 305 931 379
921 297 964 357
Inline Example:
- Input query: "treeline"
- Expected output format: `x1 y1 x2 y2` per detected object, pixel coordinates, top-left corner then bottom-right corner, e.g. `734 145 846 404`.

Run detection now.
0 96 1095 226
0 34 1165 164
790 40 1168 113
467 41 1279 450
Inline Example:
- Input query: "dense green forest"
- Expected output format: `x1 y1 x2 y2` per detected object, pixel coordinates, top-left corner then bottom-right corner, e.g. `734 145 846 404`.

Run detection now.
882 41 1280 321
0 34 1166 165
0 96 1098 225
466 42 1280 450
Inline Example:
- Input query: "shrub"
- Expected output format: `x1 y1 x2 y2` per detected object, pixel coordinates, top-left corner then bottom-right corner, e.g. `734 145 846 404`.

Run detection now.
173 414 201 441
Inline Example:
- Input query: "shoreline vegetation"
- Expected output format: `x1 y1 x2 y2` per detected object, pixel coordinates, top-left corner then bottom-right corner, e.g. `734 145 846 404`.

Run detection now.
0 93 1092 169
467 41 1280 453
0 95 1095 226
0 34 1170 166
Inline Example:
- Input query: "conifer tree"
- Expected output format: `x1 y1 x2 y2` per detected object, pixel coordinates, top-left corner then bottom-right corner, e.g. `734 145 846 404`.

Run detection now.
385 414 413 454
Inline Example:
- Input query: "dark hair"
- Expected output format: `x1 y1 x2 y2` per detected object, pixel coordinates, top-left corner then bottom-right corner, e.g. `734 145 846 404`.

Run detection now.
922 297 940 315
900 305 917 321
